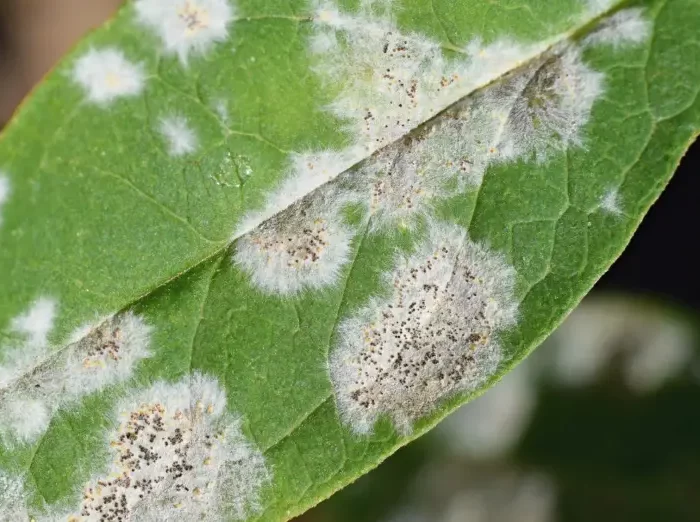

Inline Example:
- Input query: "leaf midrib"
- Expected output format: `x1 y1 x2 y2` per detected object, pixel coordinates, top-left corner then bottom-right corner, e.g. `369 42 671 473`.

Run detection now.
6 2 627 388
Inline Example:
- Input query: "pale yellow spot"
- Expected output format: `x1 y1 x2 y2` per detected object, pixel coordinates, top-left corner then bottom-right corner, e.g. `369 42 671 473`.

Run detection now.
317 10 336 23
105 72 122 88
178 1 211 37
83 359 106 369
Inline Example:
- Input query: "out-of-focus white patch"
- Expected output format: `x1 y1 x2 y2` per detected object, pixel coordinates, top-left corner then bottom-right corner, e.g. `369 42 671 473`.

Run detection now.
548 301 620 387
438 360 536 461
0 470 29 520
623 317 694 394
134 0 235 64
599 188 622 215
0 173 9 227
159 115 199 156
234 185 355 294
66 373 269 521
72 48 145 105
385 471 556 522
584 8 651 49
0 304 152 445
441 473 556 522
330 220 518 434
549 298 695 393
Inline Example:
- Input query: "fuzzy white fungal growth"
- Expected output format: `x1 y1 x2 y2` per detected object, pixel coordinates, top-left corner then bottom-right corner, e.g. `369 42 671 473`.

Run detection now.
235 185 355 294
350 134 465 232
134 0 235 64
213 98 230 125
583 0 616 15
236 5 640 242
311 1 545 155
599 188 622 215
352 145 443 232
64 312 153 395
67 373 269 521
0 306 152 444
72 48 145 105
234 148 363 237
345 43 607 233
8 296 56 351
0 174 9 227
584 8 651 49
479 45 604 163
0 470 29 520
330 221 518 434
159 115 199 156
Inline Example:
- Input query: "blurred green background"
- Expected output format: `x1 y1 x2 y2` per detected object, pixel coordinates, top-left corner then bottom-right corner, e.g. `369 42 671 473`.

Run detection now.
2 2 699 521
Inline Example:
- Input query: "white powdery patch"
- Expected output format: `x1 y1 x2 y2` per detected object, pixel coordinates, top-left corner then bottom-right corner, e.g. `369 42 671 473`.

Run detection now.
584 8 651 49
234 148 363 237
239 3 616 241
159 115 199 156
134 0 235 64
0 173 9 227
0 470 29 520
72 48 145 106
582 0 616 16
599 188 622 215
351 144 445 232
477 45 604 163
345 43 607 232
310 1 546 155
213 98 230 125
63 313 153 396
0 306 152 444
67 373 269 521
330 221 518 434
234 186 355 294
8 296 57 350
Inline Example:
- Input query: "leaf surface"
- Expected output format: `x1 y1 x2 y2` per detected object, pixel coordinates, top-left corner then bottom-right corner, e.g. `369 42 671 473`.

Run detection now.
0 0 698 520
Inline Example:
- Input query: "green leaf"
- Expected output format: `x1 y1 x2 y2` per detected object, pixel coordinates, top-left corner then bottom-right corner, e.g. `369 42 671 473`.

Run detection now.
0 0 698 520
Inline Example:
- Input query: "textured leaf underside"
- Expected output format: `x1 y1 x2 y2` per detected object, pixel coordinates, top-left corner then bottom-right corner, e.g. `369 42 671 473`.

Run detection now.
0 0 699 520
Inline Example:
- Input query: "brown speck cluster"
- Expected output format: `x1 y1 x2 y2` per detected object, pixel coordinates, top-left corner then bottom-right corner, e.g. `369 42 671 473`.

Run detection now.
82 326 122 369
77 399 220 521
234 187 353 294
178 1 210 33
332 224 516 433
252 210 331 270
350 248 492 414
